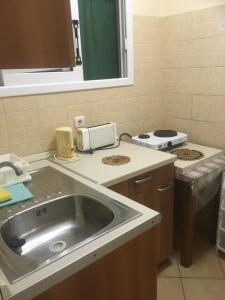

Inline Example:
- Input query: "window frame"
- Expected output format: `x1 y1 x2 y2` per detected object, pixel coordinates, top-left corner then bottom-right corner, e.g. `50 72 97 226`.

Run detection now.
0 0 134 98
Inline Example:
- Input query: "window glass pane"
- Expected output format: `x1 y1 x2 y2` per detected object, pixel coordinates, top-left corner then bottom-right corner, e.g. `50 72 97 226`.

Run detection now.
78 0 120 80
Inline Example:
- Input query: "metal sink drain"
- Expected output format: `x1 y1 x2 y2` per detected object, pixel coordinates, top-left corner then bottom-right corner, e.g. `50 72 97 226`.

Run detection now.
49 241 67 253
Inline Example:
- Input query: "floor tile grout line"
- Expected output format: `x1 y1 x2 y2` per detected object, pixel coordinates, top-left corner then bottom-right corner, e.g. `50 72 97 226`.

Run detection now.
176 254 187 300
180 276 225 280
180 277 187 300
176 248 225 280
159 275 225 280
176 253 183 278
160 276 225 281
157 275 182 278
181 274 225 300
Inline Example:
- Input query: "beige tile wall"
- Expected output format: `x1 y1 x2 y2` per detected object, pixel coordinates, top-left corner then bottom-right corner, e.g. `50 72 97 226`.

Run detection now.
0 15 163 156
1 5 225 157
159 5 225 149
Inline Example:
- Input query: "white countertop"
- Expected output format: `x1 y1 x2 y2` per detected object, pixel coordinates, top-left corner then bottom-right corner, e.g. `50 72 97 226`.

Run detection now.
0 159 161 300
173 142 225 174
0 142 177 299
52 141 177 187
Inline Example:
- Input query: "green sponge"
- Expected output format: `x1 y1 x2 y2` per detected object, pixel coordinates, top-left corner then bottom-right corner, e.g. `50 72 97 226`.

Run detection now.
0 188 12 203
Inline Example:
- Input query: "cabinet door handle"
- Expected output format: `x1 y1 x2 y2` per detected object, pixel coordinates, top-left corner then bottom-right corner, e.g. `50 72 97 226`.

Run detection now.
134 175 152 185
157 183 173 192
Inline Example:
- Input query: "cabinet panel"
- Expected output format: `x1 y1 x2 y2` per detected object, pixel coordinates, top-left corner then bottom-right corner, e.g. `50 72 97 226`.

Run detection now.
110 180 130 198
0 0 75 69
33 229 156 300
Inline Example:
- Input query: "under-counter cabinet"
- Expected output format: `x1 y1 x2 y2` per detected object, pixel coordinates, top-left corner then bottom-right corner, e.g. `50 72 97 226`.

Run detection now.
110 164 174 265
32 229 156 300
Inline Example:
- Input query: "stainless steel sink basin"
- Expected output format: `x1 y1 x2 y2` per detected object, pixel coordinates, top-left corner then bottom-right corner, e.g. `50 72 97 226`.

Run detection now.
1 195 114 268
0 167 140 283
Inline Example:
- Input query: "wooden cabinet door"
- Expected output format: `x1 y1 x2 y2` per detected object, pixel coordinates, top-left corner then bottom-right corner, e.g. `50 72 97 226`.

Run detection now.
0 0 75 69
110 171 156 208
110 172 155 207
153 164 174 264
110 164 174 265
33 229 156 300
129 171 156 207
111 171 158 264
110 180 130 198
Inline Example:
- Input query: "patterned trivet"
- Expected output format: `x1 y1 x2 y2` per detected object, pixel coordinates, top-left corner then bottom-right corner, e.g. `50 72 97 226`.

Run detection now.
170 149 204 161
102 155 131 166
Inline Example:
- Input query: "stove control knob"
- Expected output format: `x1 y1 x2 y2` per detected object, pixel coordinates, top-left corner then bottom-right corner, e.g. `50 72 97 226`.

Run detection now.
138 134 150 139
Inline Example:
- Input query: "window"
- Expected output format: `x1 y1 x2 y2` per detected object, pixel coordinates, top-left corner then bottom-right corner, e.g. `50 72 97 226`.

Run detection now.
0 0 133 97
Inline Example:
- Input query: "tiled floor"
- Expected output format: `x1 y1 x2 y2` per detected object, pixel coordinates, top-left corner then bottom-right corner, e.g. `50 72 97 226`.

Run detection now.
157 231 225 300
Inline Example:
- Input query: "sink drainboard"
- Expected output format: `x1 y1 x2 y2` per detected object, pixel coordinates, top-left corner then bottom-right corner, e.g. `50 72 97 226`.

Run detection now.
49 241 67 253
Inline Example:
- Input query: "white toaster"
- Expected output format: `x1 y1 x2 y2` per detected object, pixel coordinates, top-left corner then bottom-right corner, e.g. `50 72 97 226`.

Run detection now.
76 122 117 151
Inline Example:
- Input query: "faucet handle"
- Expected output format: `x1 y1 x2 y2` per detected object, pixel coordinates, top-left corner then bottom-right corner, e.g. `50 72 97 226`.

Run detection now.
15 166 23 176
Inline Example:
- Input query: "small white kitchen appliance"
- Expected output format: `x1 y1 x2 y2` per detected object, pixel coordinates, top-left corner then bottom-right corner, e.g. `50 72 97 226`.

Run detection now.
77 122 117 151
132 130 188 151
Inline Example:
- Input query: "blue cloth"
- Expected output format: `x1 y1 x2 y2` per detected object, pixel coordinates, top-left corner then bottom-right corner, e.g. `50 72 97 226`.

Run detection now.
0 183 33 208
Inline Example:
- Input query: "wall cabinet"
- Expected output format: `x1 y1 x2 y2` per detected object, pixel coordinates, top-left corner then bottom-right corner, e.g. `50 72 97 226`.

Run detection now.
33 229 157 300
110 164 174 265
0 0 75 69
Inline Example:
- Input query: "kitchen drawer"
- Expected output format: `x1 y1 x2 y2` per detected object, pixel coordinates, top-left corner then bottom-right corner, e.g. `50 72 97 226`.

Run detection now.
130 164 174 193
130 171 155 195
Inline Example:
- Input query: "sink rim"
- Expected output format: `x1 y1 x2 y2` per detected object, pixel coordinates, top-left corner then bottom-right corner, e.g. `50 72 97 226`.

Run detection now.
0 193 121 260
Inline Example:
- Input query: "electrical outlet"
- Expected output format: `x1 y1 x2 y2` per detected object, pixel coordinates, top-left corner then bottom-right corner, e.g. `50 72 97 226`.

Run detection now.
74 115 85 128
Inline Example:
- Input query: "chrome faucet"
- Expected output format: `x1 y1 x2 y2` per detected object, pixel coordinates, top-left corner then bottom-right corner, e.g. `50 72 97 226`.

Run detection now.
0 162 23 176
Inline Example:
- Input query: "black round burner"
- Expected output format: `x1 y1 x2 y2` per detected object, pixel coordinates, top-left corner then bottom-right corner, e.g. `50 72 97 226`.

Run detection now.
154 130 177 138
138 134 150 139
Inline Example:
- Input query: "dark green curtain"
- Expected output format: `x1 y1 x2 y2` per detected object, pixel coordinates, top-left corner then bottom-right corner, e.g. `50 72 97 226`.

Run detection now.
78 0 120 80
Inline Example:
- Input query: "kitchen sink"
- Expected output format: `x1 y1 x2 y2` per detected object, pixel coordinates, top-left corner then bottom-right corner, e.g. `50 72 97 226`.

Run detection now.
0 167 140 283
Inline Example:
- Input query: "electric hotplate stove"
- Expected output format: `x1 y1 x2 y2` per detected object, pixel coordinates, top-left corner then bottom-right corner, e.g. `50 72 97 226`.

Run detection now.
132 130 188 151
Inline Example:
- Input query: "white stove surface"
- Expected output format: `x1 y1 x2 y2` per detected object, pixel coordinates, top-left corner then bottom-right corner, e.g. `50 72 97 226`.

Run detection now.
132 131 188 150
173 142 225 174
